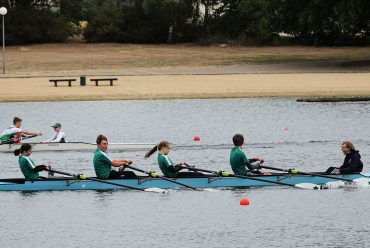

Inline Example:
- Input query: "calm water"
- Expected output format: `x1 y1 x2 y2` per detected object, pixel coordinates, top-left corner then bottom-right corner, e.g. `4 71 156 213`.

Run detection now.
0 99 370 248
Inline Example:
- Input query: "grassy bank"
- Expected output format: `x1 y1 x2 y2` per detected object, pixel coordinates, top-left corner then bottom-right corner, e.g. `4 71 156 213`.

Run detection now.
2 43 370 76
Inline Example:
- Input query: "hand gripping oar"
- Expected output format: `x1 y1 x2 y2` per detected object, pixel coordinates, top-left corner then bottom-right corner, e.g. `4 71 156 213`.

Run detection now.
125 165 197 190
1 135 38 145
47 169 166 193
259 165 369 184
186 166 323 190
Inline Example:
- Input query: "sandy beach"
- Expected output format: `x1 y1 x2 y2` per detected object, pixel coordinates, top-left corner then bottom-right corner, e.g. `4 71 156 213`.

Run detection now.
0 43 369 102
1 73 369 102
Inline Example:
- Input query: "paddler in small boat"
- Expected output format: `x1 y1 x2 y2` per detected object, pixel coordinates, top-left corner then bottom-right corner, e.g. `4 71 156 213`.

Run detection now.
93 134 137 179
230 134 265 175
14 143 50 180
42 122 66 143
145 141 203 178
1 117 42 144
325 141 363 174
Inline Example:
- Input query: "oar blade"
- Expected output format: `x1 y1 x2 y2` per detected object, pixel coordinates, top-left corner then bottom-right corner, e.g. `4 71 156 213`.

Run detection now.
295 183 322 190
324 180 346 189
353 178 370 188
144 187 168 193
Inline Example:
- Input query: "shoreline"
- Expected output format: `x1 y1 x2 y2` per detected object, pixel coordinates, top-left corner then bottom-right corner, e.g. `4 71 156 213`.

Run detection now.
1 73 370 102
1 44 370 102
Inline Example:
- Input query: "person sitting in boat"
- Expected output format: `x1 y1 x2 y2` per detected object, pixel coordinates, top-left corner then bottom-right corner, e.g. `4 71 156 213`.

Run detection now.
14 143 50 181
145 141 203 178
230 134 265 175
43 123 66 143
1 117 42 144
325 141 363 174
93 134 136 179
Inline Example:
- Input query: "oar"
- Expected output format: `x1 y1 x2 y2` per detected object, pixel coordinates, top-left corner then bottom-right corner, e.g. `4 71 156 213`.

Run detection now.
186 166 323 190
259 165 367 183
125 165 197 190
21 134 38 141
1 134 38 145
47 169 166 193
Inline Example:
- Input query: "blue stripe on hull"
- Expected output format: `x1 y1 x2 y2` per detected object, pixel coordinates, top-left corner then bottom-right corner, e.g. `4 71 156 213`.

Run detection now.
0 173 368 191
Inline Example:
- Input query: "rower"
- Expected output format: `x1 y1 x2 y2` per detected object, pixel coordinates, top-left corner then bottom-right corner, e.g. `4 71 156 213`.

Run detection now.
230 134 265 175
93 134 136 179
326 141 363 174
145 141 203 178
14 143 50 180
1 117 42 144
43 123 66 143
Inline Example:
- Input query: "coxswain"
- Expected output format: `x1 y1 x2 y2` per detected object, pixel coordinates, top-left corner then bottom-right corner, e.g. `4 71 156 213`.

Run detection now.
326 141 363 174
43 123 66 143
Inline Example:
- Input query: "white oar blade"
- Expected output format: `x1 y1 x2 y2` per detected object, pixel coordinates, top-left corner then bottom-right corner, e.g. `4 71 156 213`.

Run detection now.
144 188 168 193
295 183 322 190
353 178 370 188
324 180 346 189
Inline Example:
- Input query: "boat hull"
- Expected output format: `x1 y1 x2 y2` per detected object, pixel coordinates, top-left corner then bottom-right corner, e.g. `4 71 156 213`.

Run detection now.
0 173 368 191
0 142 155 152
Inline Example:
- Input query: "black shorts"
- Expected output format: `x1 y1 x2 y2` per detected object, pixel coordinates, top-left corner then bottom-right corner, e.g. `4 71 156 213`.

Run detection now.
108 170 137 179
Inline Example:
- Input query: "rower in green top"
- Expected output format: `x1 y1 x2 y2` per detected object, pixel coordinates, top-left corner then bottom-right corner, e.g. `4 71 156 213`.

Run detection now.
145 141 203 178
14 143 50 180
230 134 265 175
1 117 42 144
93 134 137 179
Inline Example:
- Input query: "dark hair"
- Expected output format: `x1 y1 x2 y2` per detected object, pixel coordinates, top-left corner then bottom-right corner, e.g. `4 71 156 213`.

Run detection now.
14 143 32 156
145 141 170 158
13 117 22 125
233 134 244 146
96 134 108 145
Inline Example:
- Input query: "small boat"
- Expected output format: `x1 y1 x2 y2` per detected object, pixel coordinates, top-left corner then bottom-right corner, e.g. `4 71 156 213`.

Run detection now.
0 142 156 153
0 173 368 191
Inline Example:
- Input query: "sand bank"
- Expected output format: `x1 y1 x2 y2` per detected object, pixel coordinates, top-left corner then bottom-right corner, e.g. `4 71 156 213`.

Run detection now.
1 73 369 102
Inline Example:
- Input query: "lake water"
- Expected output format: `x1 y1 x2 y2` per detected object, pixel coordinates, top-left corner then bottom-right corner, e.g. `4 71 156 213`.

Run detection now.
0 99 370 248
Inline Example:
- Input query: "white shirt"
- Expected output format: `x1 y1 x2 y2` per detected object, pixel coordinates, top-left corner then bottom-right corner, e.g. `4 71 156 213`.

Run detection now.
1 125 22 137
46 130 66 143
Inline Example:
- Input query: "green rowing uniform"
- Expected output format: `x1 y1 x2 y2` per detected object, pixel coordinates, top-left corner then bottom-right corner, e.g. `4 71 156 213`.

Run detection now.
1 125 21 142
93 148 113 179
19 155 39 181
230 147 251 175
158 153 178 177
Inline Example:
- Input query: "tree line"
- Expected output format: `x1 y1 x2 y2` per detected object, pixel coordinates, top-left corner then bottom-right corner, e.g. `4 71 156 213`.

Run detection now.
0 0 369 46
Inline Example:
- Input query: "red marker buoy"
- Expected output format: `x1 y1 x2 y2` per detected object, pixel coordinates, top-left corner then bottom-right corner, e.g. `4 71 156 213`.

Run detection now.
240 198 250 206
283 128 289 131
193 136 200 141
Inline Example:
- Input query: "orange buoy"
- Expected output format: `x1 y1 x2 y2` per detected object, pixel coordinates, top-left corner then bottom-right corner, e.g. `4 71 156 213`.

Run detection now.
240 198 250 206
193 136 200 141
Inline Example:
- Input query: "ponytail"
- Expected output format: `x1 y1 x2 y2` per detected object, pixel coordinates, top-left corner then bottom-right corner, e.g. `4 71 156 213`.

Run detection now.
145 141 171 158
14 149 21 156
145 145 158 158
14 143 32 156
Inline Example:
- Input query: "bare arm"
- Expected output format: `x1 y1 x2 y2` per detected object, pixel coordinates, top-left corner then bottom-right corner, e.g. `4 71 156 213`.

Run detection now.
111 160 131 167
21 131 42 136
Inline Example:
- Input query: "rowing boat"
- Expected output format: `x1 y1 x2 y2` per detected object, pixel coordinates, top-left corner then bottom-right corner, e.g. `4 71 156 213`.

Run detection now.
0 142 156 152
0 173 368 191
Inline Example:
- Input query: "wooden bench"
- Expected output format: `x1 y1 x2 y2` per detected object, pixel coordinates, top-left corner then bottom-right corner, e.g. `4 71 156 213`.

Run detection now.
49 79 77 87
90 78 118 86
